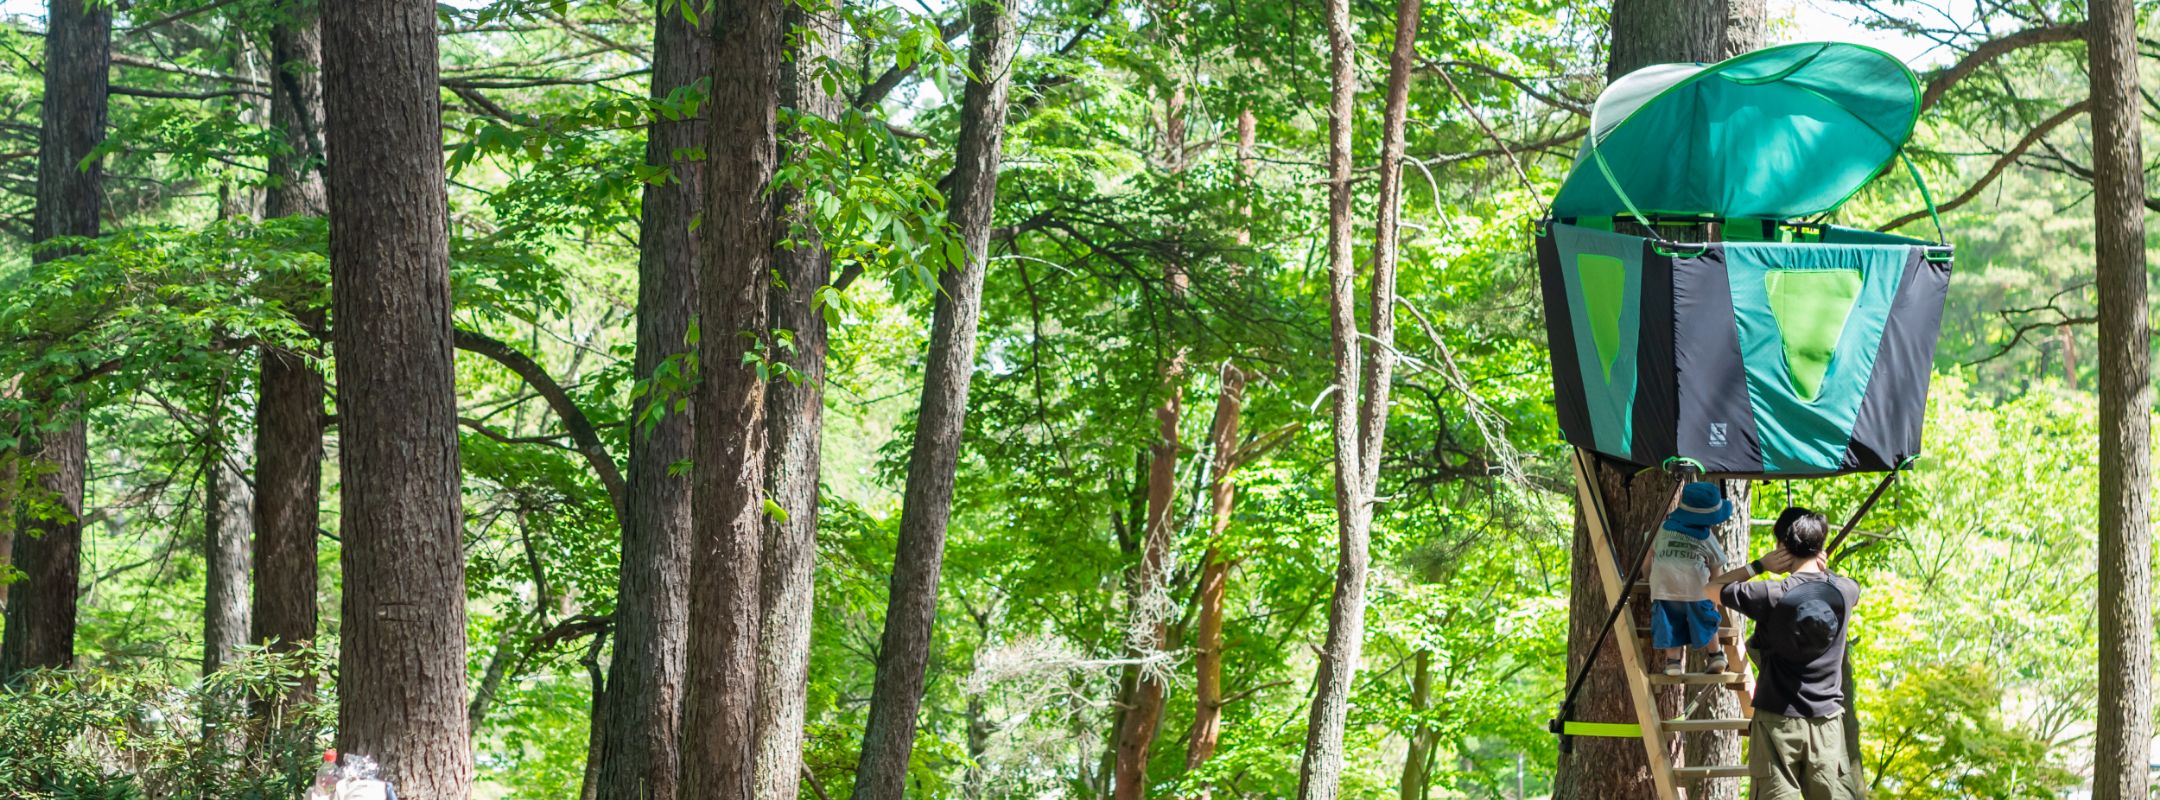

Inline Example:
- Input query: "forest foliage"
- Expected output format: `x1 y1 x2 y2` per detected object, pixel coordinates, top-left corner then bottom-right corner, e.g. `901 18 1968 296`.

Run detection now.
0 0 2141 796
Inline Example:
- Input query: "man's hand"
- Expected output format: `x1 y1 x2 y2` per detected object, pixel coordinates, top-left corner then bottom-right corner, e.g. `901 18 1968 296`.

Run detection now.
1758 549 1797 574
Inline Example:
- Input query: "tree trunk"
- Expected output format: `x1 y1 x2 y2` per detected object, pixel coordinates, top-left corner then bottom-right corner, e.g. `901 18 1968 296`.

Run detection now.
1182 365 1246 784
848 4 1016 799
0 0 109 683
1606 0 1722 79
202 410 253 674
1685 482 1749 800
1294 0 1412 796
0 453 15 613
251 0 328 711
1552 464 1684 800
594 7 709 800
1556 1 1759 793
320 0 472 791
1113 17 1194 795
2091 0 2152 793
1399 650 1434 800
752 6 838 800
678 0 781 793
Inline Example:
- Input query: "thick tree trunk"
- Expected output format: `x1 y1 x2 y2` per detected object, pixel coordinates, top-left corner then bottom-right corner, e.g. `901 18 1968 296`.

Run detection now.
1607 0 1721 79
0 0 108 683
1295 0 1412 797
251 0 328 701
678 0 781 793
0 422 86 679
849 5 1016 798
752 6 839 800
202 415 253 674
1551 464 1685 800
593 8 709 800
1182 365 1246 782
2091 0 2152 794
320 0 472 791
1557 1 1758 794
1685 482 1750 800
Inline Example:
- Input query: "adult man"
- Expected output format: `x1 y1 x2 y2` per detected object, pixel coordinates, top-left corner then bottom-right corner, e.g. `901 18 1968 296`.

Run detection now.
1708 507 1862 800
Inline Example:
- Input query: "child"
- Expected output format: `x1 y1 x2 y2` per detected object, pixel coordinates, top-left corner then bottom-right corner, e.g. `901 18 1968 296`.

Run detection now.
1650 482 1732 676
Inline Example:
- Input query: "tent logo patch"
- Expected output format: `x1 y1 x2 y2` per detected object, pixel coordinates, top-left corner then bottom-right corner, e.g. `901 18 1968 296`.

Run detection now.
1708 423 1728 448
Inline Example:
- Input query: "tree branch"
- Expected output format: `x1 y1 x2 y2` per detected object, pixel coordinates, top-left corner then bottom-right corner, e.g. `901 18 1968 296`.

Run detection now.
1877 99 2089 231
1919 24 2086 111
452 327 627 518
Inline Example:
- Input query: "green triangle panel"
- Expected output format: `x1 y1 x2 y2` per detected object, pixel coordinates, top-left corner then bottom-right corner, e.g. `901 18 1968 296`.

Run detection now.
1578 254 1626 381
1763 269 1862 401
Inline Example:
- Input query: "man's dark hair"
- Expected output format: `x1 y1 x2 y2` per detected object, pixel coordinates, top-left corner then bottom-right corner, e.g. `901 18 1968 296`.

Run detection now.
1774 507 1830 558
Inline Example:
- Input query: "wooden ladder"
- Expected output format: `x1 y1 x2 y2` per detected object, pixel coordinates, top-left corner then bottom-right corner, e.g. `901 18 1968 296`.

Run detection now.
1568 452 1754 799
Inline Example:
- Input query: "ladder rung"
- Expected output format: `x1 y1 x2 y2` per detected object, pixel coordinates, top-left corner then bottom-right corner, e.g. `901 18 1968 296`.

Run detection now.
1674 764 1751 779
1635 624 1743 639
1664 718 1751 732
1649 671 1745 685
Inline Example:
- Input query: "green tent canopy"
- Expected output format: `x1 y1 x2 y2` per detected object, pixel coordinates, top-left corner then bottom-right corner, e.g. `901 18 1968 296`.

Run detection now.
1552 42 1923 225
1534 43 1952 478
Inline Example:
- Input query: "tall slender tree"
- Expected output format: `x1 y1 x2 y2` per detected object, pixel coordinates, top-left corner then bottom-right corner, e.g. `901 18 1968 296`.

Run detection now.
594 6 711 800
754 3 841 798
1113 10 1194 793
1295 0 1415 795
201 401 252 674
320 0 472 792
251 0 329 689
850 3 1017 797
2090 0 2151 794
1182 365 1246 784
0 0 110 683
678 0 781 793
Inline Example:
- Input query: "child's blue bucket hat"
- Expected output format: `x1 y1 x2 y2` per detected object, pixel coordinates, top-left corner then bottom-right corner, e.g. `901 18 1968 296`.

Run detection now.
1670 481 1734 526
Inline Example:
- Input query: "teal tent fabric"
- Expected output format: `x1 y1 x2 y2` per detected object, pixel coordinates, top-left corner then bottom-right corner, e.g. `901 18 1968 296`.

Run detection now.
1726 243 1909 473
1552 224 1646 457
1553 43 1921 221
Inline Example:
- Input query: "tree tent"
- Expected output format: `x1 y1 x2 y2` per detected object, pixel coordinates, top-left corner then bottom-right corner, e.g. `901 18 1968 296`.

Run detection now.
1535 41 1953 477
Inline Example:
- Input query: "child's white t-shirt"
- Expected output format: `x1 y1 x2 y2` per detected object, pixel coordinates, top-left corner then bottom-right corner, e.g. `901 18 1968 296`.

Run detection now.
1650 524 1726 601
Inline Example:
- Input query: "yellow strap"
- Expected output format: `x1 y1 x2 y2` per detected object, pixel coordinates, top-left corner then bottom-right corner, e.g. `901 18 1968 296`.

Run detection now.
1563 721 1643 738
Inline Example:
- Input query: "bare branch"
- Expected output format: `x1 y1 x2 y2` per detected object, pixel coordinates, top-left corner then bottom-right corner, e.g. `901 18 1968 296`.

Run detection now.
1877 99 2089 231
1919 24 2086 111
452 327 627 518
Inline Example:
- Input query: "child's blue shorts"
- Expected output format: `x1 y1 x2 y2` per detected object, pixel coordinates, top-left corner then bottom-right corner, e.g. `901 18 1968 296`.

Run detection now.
1651 599 1720 650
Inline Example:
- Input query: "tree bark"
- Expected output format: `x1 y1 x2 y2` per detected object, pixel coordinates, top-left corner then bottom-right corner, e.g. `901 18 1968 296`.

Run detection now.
2091 0 2152 794
594 8 709 800
1114 15 1194 795
251 0 328 704
1607 0 1720 79
1552 464 1685 800
678 0 781 793
1399 650 1435 800
1554 1 1757 794
849 4 1016 798
1294 0 1412 797
1182 365 1245 783
320 0 472 791
1685 482 1749 800
0 0 108 683
0 453 15 613
202 409 253 674
753 6 839 800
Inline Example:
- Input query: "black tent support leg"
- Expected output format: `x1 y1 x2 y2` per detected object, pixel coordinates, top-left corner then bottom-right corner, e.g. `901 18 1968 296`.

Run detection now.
1549 449 1696 750
1824 470 1899 556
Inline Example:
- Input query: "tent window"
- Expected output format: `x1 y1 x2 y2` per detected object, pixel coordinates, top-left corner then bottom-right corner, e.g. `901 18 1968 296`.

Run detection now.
1764 269 1863 401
